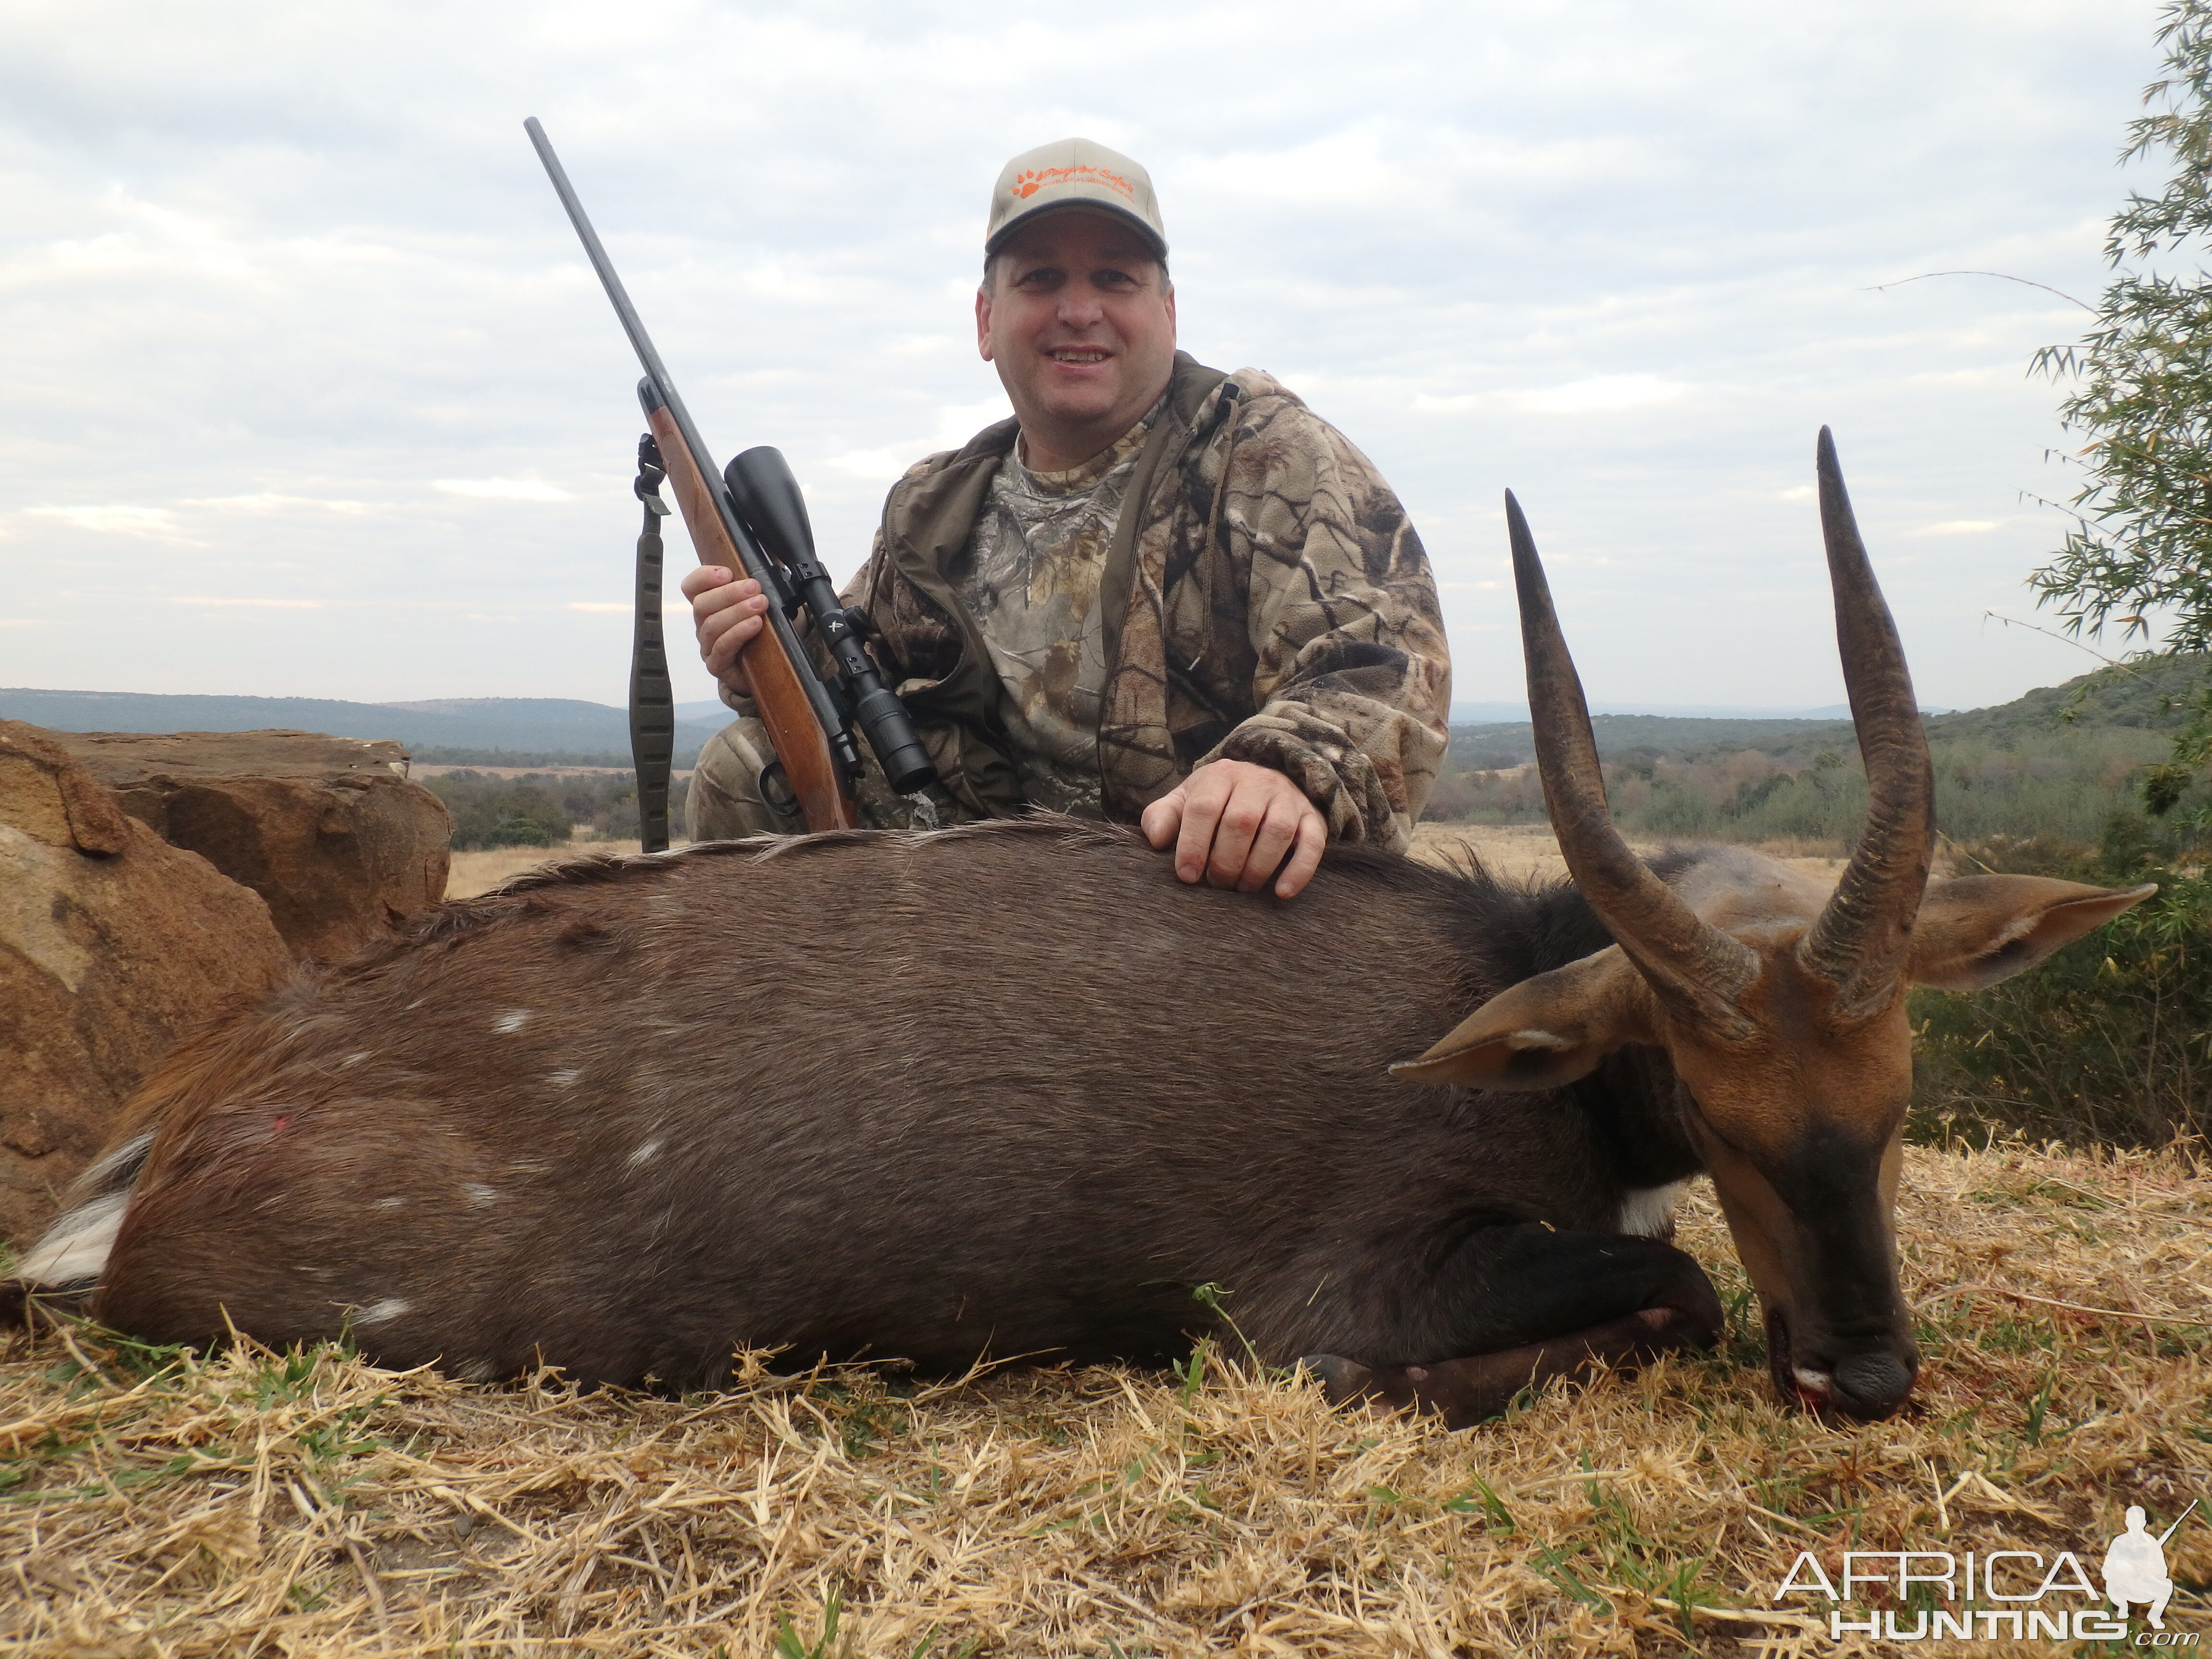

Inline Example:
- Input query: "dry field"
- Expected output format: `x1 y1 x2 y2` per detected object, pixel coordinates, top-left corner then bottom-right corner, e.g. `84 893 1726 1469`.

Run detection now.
448 824 1842 903
1408 824 1847 887
14 829 2186 1654
445 842 679 901
3 1143 2205 1657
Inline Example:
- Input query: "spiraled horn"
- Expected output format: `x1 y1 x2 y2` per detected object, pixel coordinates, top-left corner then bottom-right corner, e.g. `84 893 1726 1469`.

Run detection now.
1509 492 1758 1027
1795 429 1935 1020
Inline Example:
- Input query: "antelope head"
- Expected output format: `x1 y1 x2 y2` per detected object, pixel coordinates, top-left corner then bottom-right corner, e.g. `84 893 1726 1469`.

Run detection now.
1397 430 2153 1419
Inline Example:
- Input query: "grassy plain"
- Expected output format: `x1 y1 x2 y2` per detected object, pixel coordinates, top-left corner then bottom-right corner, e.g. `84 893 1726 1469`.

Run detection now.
3 1143 2204 1655
8 714 2204 1651
446 826 1835 902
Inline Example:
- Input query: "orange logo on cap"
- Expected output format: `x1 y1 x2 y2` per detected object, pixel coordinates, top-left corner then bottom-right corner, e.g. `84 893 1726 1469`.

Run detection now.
1010 165 1136 203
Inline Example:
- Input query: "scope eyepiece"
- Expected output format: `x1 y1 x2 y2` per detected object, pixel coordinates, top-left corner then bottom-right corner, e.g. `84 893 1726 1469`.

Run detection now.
854 687 937 795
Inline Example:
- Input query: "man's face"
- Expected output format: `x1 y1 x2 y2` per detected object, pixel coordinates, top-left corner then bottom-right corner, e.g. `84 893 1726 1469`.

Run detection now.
975 209 1177 457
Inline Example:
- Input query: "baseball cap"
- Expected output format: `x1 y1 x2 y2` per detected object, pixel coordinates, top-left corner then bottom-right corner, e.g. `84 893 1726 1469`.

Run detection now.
985 138 1167 260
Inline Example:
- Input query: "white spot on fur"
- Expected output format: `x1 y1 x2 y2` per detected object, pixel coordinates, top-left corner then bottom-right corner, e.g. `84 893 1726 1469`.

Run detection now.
75 1130 155 1197
546 1069 580 1088
1617 1180 1690 1238
463 1183 498 1207
374 1196 406 1211
493 1010 531 1034
1509 1028 1574 1051
626 1139 663 1169
459 1358 498 1382
352 1297 410 1329
1793 1367 1835 1397
17 1194 127 1285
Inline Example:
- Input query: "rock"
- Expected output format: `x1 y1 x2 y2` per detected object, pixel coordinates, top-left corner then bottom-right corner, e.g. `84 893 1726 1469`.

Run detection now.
0 721 292 1247
44 728 453 964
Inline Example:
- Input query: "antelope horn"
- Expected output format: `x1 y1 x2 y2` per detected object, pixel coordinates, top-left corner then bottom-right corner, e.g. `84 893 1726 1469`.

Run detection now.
1795 429 1935 1017
1509 492 1758 1026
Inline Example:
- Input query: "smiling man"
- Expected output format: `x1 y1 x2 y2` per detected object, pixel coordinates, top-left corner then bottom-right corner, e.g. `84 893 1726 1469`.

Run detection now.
684 138 1450 897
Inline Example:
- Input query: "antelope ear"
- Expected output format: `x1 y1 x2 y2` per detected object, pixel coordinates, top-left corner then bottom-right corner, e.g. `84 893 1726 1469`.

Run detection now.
1908 875 2158 992
1391 947 1656 1091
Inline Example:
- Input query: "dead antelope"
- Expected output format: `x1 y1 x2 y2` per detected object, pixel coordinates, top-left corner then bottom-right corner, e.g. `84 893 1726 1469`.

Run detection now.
9 431 2150 1426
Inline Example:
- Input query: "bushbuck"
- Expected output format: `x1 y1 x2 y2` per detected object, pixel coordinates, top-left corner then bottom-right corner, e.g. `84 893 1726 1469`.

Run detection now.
9 432 2150 1425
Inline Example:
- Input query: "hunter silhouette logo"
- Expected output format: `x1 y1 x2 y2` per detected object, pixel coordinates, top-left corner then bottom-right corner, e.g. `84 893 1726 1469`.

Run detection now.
2105 1500 2196 1631
1010 165 1136 203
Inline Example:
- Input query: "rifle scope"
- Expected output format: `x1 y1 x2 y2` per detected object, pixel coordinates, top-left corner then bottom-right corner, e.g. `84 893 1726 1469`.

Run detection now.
724 448 937 796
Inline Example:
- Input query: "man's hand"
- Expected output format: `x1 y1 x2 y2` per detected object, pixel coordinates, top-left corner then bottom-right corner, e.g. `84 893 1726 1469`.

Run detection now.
681 564 772 695
1141 759 1327 900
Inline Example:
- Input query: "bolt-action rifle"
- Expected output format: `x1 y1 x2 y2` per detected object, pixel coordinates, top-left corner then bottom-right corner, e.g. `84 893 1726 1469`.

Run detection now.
524 117 934 844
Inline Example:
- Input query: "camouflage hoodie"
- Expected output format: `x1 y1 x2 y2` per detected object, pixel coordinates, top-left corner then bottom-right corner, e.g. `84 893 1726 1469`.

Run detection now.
789 352 1452 850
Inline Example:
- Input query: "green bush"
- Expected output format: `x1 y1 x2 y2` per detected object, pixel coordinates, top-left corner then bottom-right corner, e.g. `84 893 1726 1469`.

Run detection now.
486 815 553 848
421 770 690 851
1910 813 2211 1148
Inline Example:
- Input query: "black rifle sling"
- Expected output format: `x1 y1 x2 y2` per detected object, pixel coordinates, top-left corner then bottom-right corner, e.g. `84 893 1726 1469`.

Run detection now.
630 434 677 853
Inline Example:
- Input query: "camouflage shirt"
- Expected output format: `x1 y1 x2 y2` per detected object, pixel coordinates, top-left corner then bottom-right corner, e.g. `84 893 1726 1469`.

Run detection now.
743 352 1451 849
952 398 1163 818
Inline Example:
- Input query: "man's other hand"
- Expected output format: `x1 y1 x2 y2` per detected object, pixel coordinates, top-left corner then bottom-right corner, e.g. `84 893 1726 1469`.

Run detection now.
681 565 771 695
1141 759 1327 900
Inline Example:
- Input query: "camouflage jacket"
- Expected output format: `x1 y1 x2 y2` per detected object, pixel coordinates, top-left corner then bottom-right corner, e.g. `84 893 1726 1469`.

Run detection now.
765 352 1452 849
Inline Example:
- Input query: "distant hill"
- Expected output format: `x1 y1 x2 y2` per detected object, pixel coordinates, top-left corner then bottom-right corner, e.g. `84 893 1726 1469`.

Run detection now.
7 657 2191 780
1449 699 1870 724
1443 657 2198 771
0 688 728 766
1431 655 2203 844
1445 715 1852 770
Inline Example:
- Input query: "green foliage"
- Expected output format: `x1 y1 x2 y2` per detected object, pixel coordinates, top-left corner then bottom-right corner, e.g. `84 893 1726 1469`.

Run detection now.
2031 1 2212 799
773 1586 844 1659
1428 664 2196 845
1429 668 2212 1149
422 769 688 850
1911 810 2211 1147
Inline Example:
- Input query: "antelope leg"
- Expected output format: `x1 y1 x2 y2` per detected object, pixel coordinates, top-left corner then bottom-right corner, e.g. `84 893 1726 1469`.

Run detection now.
1303 1239 1723 1429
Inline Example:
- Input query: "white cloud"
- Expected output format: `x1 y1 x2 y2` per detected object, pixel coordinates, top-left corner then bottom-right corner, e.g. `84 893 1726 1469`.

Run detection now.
1518 375 1694 415
181 493 371 514
168 596 323 608
0 0 2168 709
824 446 919 482
432 479 574 502
24 505 195 541
1909 518 2003 535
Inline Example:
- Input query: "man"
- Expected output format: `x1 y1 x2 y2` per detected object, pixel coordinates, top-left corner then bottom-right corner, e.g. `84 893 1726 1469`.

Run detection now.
684 138 1449 898
2103 1506 2176 1630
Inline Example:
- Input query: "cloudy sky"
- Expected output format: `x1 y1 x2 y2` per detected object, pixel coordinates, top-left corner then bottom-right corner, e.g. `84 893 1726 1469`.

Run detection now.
0 0 2173 717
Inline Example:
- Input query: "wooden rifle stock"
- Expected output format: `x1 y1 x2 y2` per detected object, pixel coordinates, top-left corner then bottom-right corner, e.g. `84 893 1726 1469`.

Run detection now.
523 117 861 835
645 404 857 831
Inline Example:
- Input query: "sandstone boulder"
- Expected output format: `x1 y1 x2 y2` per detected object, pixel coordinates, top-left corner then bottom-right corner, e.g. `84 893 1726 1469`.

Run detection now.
0 721 292 1247
46 728 453 964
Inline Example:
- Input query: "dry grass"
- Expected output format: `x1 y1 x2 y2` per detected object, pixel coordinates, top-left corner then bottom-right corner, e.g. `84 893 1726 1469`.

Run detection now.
1409 824 1847 887
452 825 1829 904
445 842 690 902
4 1143 2205 1656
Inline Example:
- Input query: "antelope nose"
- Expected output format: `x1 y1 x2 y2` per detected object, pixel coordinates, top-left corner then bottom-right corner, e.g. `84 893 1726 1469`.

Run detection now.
1829 1349 1915 1419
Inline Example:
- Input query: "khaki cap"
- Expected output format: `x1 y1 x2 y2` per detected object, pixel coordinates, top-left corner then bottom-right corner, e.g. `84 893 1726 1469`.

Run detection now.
985 138 1167 259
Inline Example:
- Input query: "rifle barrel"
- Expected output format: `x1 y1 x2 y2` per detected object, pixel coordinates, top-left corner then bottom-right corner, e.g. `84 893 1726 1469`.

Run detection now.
524 118 682 433
2156 1497 2199 1546
523 116 857 777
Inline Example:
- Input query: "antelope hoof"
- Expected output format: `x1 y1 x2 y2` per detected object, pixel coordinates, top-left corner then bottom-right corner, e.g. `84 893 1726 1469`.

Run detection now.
1298 1353 1392 1409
